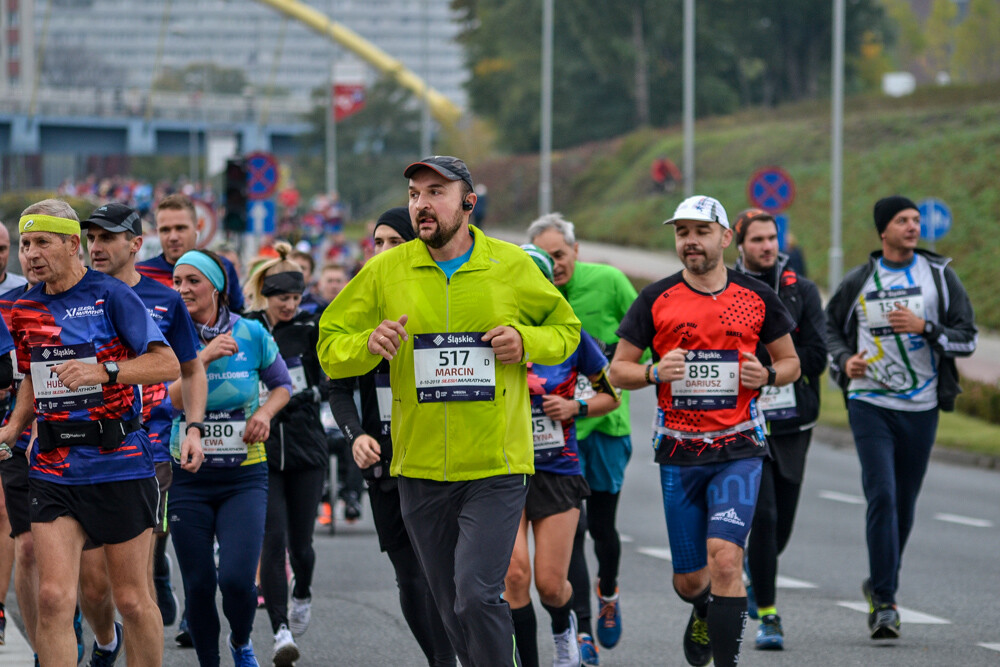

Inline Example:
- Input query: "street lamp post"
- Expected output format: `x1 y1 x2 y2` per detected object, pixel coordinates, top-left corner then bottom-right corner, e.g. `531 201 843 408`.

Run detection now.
829 0 845 290
539 0 553 216
682 0 695 197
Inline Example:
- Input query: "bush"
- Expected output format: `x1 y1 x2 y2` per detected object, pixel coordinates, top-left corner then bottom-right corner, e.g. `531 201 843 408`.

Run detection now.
955 377 1000 426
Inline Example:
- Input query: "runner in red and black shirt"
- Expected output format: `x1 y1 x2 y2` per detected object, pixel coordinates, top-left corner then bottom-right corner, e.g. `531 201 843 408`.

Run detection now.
610 196 799 667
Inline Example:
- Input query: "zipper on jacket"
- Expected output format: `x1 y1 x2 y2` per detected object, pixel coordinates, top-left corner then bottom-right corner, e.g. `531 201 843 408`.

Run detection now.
279 422 285 470
443 275 450 481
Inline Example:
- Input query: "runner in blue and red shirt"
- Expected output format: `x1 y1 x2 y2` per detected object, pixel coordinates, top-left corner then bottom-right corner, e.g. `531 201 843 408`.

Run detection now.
0 246 42 653
505 245 621 667
79 201 208 660
137 193 244 311
0 199 181 666
610 196 799 667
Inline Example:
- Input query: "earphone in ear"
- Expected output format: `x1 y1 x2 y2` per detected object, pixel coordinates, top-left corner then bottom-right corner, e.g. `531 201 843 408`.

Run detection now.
462 199 474 211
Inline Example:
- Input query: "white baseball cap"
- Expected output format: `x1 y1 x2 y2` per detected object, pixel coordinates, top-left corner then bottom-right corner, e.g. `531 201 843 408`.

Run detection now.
663 196 730 229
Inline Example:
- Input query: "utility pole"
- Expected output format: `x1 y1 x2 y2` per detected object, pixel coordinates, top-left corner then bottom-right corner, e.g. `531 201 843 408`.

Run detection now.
682 0 695 197
539 0 553 215
829 0 845 290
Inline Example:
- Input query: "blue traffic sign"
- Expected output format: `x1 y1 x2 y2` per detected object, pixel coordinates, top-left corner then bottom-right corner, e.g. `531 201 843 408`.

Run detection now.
747 166 796 213
245 151 279 201
918 198 952 242
247 200 275 234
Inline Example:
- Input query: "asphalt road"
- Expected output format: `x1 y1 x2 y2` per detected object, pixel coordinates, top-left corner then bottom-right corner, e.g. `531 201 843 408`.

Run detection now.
3 392 999 665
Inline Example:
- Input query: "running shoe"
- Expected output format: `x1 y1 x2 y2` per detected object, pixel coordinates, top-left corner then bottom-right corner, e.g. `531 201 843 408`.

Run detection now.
577 633 600 665
289 596 312 636
869 603 901 640
682 608 712 667
317 501 333 527
595 588 622 649
0 603 6 645
228 634 261 667
175 614 193 648
744 556 758 620
272 624 300 667
343 490 362 523
861 578 875 616
755 614 784 650
154 553 178 625
74 604 85 664
552 610 581 667
89 621 123 667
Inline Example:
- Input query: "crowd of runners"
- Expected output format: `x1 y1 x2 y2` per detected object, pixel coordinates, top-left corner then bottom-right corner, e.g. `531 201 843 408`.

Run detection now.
0 155 977 667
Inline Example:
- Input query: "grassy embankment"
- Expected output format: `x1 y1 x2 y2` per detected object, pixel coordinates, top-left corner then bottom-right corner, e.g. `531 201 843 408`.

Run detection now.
473 82 1000 461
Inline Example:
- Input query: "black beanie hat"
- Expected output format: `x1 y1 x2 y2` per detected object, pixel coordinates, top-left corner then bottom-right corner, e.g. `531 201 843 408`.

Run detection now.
375 206 417 242
873 196 917 235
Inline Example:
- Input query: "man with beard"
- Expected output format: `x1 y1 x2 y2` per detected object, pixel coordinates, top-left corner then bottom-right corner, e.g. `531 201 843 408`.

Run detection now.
731 209 826 650
318 156 581 666
609 196 799 667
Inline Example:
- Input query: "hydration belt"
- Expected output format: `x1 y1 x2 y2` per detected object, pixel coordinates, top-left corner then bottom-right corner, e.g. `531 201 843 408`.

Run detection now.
652 410 766 446
37 417 143 453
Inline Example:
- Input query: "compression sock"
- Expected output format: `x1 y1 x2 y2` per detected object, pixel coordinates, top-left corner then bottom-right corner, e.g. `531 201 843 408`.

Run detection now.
758 605 777 618
542 594 574 634
707 594 748 667
511 603 539 667
676 583 712 619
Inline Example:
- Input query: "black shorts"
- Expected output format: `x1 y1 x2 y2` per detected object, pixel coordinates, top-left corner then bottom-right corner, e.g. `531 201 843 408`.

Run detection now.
154 461 173 536
368 478 411 553
0 448 31 538
30 475 158 547
525 471 590 522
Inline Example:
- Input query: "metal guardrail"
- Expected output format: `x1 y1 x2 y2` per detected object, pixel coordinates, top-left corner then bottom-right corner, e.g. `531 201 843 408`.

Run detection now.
0 86 313 125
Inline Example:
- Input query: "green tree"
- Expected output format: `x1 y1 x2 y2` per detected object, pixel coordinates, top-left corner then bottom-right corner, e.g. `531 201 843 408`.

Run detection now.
297 76 421 214
953 0 1000 83
924 0 957 79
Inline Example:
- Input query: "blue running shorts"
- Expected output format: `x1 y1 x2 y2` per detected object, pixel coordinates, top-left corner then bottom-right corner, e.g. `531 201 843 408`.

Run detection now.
577 431 632 494
659 457 763 573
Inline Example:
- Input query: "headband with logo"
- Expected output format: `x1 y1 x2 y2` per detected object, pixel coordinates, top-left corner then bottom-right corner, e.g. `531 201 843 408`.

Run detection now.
18 214 81 236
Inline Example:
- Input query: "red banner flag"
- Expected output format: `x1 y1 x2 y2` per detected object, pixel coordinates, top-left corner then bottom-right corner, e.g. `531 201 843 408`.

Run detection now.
332 83 366 122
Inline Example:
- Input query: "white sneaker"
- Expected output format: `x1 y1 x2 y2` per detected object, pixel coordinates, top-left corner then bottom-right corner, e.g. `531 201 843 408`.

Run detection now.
288 596 312 636
273 624 300 667
552 610 582 667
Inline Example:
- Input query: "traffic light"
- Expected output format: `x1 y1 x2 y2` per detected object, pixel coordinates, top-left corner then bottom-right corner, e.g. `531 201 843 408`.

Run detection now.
223 158 248 232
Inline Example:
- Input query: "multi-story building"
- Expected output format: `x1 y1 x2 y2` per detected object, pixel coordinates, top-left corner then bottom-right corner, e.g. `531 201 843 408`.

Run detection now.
31 0 466 107
0 0 35 90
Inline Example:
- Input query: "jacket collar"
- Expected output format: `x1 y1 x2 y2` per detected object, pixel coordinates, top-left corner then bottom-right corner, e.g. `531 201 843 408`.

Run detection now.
733 252 790 291
410 224 494 273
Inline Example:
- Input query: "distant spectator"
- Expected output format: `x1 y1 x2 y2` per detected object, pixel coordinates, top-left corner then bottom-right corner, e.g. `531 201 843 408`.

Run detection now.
473 183 489 228
0 226 27 292
785 231 807 278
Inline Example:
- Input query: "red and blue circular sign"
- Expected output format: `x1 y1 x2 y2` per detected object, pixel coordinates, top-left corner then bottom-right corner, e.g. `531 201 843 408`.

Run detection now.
245 151 279 201
747 166 796 213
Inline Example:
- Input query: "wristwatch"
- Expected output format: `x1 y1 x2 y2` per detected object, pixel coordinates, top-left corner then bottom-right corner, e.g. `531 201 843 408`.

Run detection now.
577 399 589 418
764 365 777 387
923 320 935 336
186 422 207 437
102 360 120 385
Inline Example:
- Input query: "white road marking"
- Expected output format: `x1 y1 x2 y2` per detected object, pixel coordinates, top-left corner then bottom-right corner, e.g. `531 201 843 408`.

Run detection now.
819 490 866 505
837 601 951 624
934 512 994 528
638 546 672 561
978 643 1000 653
619 534 635 543
776 575 818 589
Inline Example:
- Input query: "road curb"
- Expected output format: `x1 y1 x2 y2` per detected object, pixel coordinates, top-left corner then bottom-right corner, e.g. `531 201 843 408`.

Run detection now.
815 424 1000 471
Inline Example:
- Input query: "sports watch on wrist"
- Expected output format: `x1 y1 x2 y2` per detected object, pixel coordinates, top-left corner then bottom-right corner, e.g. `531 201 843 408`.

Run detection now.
102 361 120 385
186 422 207 437
923 320 935 336
577 399 589 418
764 365 777 387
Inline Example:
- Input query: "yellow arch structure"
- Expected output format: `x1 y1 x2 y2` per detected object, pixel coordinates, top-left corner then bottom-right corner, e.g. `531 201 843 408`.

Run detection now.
254 0 464 126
